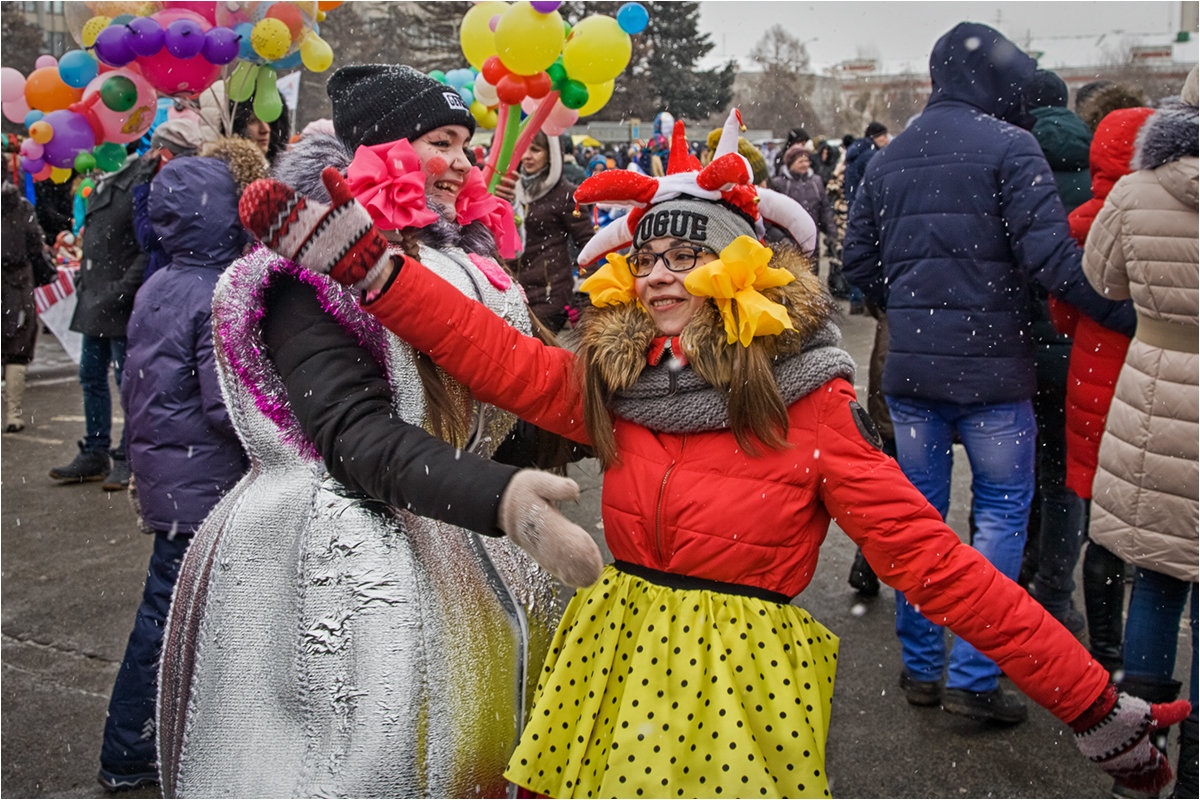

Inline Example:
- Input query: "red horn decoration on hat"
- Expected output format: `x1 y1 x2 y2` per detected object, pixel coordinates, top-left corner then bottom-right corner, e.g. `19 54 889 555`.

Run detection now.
667 120 701 175
574 169 660 208
697 153 752 191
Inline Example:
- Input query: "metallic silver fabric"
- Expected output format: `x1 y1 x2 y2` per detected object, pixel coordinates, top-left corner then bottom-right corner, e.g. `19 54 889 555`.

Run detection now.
158 245 559 798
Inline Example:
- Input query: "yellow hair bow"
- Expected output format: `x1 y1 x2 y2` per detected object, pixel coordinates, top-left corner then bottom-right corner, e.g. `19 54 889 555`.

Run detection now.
684 236 795 347
578 252 640 308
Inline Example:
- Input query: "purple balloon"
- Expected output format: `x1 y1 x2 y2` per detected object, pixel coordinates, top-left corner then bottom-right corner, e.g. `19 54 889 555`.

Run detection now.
164 19 205 59
126 16 164 57
21 156 45 174
92 25 136 67
530 1 562 12
202 27 241 65
40 110 96 169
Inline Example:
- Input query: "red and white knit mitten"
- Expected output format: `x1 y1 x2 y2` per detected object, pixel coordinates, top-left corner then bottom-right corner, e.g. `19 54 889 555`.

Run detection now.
239 166 389 289
1072 684 1193 794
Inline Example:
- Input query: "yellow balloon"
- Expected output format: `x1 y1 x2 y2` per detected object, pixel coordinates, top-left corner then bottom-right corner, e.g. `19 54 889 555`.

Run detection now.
251 18 292 62
577 79 614 117
81 16 112 48
29 121 53 144
494 1 563 76
562 15 631 85
459 1 508 70
50 166 72 184
300 33 333 72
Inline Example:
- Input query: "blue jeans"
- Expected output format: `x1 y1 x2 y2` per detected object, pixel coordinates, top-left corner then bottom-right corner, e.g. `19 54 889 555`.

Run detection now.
1125 568 1199 720
100 530 192 771
79 334 126 456
886 396 1036 692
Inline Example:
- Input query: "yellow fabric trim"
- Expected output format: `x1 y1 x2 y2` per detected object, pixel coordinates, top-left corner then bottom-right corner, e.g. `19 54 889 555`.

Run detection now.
579 252 640 308
684 236 796 347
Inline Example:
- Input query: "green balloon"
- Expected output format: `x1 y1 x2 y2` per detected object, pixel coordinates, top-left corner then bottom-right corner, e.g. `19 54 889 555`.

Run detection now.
428 69 446 83
227 61 256 103
560 79 589 110
73 152 96 173
93 142 126 172
253 66 282 124
99 75 137 112
547 62 567 90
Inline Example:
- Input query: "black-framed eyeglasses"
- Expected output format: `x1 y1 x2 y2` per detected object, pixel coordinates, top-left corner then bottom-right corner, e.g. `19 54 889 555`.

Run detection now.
627 245 713 278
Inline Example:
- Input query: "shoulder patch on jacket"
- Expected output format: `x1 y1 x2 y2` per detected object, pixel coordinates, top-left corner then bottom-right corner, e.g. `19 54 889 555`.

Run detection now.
849 401 884 450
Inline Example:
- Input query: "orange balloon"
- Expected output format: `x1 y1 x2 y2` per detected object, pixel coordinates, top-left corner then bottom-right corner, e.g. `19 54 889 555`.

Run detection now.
265 2 305 39
317 1 343 9
24 66 83 112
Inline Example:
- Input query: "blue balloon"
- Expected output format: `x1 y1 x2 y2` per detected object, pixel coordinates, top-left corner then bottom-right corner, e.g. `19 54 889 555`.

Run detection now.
458 86 474 105
269 50 303 70
616 2 649 35
23 109 44 128
58 49 99 88
235 23 259 63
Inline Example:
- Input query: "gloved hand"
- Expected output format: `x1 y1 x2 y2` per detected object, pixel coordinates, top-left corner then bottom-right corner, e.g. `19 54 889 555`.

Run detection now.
1072 684 1193 794
498 469 603 588
239 166 390 290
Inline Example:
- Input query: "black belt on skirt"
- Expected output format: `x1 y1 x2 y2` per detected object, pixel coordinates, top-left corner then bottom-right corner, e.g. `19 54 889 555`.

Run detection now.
612 560 792 605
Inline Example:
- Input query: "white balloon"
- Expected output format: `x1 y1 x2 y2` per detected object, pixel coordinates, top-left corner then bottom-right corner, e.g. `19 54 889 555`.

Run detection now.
473 73 499 107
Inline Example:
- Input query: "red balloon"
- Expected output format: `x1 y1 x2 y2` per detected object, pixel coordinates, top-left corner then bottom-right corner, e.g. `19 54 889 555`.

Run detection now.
524 71 552 99
495 73 527 105
162 1 217 24
265 2 305 39
481 55 508 86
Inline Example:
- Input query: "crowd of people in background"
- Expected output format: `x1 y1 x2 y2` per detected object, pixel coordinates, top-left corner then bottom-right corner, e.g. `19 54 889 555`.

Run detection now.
0 17 1195 799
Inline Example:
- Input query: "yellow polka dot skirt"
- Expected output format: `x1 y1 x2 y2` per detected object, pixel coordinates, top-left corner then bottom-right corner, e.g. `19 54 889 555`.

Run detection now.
505 565 839 798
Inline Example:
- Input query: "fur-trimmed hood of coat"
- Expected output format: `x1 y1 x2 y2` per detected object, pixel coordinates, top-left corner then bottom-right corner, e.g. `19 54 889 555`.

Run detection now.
1134 97 1199 172
579 245 835 393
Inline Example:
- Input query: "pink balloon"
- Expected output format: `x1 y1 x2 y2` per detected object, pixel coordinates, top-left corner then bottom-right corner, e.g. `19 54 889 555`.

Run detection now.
138 48 221 95
137 8 219 95
0 67 25 103
75 68 158 143
542 101 578 137
162 1 218 24
19 139 43 159
35 54 58 70
2 97 30 124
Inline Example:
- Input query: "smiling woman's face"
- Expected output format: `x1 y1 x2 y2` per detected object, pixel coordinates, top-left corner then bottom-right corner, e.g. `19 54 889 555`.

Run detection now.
411 125 473 217
632 237 715 336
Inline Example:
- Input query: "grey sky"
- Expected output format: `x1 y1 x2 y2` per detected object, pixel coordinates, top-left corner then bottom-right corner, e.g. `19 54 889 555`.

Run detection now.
695 1 1195 73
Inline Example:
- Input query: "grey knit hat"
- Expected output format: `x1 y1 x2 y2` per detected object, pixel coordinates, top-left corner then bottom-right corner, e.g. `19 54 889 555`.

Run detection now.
327 64 475 151
631 198 754 254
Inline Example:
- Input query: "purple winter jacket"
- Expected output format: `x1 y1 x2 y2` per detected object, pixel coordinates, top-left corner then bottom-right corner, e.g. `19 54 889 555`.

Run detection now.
121 158 248 533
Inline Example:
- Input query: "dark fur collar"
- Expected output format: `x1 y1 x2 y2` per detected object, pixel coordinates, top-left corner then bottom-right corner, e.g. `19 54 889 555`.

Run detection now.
1134 100 1199 171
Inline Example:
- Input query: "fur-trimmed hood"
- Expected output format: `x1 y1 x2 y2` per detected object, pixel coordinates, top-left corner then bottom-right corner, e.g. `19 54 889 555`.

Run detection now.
199 136 269 192
1134 98 1199 172
579 246 836 394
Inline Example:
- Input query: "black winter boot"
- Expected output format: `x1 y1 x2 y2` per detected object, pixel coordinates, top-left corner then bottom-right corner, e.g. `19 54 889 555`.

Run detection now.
1170 716 1197 799
1083 541 1126 674
49 441 110 482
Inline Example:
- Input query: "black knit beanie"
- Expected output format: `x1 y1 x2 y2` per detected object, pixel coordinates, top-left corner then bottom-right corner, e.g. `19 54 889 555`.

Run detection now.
327 64 476 151
1027 69 1069 109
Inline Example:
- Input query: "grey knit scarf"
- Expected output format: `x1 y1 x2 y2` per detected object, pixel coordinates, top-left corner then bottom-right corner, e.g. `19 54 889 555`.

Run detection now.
609 321 856 433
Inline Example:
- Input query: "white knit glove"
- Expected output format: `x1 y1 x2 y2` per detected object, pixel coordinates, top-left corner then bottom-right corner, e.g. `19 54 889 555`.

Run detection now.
1072 685 1192 794
498 470 603 588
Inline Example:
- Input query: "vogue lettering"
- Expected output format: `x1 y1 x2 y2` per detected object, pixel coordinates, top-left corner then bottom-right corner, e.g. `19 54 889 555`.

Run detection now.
637 209 708 244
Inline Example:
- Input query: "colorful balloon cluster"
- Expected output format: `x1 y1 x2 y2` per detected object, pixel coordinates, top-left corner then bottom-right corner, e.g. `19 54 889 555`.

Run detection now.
459 0 649 190
63 1 339 117
1 52 156 183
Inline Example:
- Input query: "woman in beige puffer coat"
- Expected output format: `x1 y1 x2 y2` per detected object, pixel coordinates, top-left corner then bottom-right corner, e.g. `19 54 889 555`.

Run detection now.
1083 65 1197 798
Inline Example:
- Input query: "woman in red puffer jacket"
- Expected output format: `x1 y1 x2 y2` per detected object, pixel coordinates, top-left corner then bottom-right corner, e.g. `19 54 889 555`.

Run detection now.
1048 105 1154 674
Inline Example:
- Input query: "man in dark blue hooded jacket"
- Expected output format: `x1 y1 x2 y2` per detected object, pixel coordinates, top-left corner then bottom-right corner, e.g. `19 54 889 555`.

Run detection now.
98 156 250 790
842 22 1134 726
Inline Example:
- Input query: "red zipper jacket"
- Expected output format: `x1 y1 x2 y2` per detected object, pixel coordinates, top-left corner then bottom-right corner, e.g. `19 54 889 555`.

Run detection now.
365 258 1110 724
